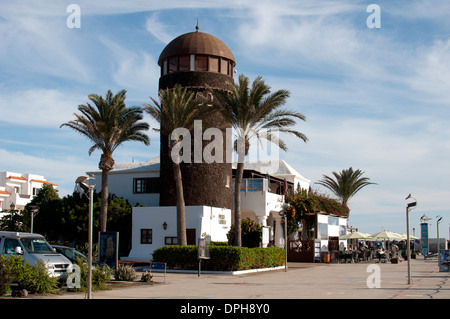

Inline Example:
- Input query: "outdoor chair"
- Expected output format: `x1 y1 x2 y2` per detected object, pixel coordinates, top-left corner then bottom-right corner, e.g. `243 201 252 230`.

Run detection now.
358 251 365 262
338 251 345 263
364 249 372 262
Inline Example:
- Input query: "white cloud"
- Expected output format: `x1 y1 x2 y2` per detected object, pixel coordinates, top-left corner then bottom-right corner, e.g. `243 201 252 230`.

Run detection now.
0 89 84 128
387 0 450 21
0 11 91 82
408 39 450 103
99 37 160 98
0 0 449 236
145 14 176 44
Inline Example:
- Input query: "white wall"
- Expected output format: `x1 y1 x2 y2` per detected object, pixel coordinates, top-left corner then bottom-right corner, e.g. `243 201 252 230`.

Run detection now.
89 170 160 207
125 206 231 261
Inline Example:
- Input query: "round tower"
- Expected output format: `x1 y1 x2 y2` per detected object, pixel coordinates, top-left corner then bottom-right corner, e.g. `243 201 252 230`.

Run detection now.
157 26 235 209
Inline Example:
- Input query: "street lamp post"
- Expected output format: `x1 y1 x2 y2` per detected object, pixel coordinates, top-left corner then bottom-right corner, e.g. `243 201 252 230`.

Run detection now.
280 204 289 272
405 194 417 285
437 216 443 265
28 205 39 233
76 175 95 299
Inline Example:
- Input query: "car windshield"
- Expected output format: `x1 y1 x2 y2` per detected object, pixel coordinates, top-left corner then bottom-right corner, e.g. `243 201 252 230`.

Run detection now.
58 247 86 260
20 237 55 254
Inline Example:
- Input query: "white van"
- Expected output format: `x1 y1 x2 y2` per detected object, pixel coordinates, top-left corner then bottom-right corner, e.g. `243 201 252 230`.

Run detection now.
0 231 72 280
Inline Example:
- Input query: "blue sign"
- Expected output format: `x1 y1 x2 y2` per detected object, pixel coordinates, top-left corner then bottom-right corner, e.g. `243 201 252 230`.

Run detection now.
151 263 166 270
421 223 428 256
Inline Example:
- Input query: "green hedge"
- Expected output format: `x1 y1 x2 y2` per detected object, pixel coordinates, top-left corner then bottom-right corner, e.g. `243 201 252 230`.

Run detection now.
152 245 285 271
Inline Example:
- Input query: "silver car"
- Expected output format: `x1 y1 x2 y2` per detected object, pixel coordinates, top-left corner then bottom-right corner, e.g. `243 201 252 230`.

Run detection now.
0 231 72 279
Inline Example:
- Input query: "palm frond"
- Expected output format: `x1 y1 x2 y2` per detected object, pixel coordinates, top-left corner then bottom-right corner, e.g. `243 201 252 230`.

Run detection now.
61 89 150 158
316 167 377 206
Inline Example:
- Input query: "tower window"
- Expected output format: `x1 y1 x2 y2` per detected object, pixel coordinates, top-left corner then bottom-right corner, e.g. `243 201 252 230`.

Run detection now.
168 57 178 73
220 58 229 75
209 56 219 73
195 55 208 71
162 60 168 76
179 55 190 71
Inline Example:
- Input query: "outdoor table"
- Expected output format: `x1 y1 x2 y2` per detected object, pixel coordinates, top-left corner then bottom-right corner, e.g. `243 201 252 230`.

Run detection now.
376 252 387 263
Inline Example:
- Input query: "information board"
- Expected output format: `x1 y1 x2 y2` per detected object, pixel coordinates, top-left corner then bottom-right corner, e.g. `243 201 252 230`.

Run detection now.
98 231 119 270
198 235 211 260
439 250 450 272
420 223 429 256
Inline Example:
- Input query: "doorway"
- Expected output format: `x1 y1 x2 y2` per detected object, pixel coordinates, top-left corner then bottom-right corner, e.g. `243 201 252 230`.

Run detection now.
186 228 196 245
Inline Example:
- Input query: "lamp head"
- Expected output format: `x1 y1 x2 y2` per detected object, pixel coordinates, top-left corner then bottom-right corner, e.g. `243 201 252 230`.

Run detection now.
75 175 94 193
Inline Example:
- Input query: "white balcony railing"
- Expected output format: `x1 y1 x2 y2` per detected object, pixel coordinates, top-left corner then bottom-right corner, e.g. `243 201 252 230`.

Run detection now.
232 178 284 214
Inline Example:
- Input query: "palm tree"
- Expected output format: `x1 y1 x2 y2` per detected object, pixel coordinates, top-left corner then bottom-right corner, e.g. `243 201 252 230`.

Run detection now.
143 85 210 246
61 89 150 232
211 74 308 246
316 167 376 211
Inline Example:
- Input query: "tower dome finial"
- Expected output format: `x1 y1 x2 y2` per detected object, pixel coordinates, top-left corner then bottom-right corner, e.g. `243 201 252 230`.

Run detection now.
196 18 199 32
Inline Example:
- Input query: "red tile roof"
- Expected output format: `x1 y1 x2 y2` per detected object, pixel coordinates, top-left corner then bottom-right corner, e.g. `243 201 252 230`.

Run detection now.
6 176 26 181
30 179 58 186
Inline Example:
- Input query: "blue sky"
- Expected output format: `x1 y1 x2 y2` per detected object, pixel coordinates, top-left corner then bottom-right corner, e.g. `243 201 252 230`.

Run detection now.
1 0 449 239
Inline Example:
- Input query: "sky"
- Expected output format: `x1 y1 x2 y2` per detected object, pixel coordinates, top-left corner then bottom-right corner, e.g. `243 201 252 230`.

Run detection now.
1 0 449 239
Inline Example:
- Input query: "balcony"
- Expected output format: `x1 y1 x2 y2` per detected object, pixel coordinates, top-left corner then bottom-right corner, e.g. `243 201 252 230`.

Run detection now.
10 193 31 209
232 178 284 217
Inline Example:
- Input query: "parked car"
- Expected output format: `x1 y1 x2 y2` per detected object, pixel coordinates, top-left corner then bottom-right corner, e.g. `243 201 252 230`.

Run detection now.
52 245 86 263
0 231 72 280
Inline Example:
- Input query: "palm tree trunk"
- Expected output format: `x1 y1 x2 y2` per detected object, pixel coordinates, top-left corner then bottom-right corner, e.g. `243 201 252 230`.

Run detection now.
234 159 245 247
173 161 187 246
100 169 108 232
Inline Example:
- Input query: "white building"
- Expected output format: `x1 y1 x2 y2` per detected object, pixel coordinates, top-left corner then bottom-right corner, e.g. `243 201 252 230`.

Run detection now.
87 157 313 260
88 157 161 207
0 171 58 212
128 206 231 261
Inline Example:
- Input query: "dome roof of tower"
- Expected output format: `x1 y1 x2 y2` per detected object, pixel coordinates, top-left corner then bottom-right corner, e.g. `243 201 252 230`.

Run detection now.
158 31 235 66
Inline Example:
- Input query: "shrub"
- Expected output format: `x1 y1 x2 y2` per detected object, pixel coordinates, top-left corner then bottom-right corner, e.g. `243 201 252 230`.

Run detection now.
140 271 152 282
92 264 113 289
23 261 58 294
0 255 14 296
152 245 198 269
68 257 113 292
152 245 285 271
0 255 58 296
227 218 262 248
114 264 137 281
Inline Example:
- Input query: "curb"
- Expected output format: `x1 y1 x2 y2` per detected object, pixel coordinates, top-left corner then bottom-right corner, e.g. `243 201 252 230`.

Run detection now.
141 266 286 275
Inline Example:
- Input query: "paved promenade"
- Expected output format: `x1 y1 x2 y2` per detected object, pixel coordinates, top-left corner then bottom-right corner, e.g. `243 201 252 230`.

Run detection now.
40 256 448 300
